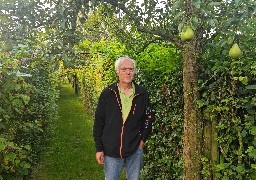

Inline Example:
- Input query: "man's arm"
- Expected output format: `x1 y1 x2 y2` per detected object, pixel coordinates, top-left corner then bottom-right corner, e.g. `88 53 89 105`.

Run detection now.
93 90 106 153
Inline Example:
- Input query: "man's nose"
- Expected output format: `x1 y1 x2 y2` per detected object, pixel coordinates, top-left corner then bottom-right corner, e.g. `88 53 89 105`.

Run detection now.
126 70 131 74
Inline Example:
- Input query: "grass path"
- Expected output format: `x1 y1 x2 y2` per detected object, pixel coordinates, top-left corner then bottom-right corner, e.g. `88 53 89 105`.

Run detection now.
30 84 104 180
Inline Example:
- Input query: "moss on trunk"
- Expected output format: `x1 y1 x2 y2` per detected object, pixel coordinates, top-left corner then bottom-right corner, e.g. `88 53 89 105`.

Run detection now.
182 41 202 180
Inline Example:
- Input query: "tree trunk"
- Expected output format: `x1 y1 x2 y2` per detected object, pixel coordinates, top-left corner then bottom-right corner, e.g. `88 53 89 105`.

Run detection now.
182 41 202 180
72 73 79 95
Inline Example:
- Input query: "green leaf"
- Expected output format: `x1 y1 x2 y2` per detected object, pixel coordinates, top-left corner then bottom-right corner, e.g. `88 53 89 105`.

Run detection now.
0 138 7 151
247 147 256 159
222 176 229 180
197 99 207 108
216 163 229 171
209 2 222 6
174 11 184 20
238 76 248 85
251 164 256 169
246 85 256 90
6 152 16 161
236 165 245 173
250 126 256 135
178 23 184 32
192 0 201 9
192 16 199 25
0 143 6 151
23 162 31 169
22 95 30 105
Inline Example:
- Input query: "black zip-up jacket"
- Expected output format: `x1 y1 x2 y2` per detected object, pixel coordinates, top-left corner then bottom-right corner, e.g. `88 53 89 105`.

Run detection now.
93 82 153 158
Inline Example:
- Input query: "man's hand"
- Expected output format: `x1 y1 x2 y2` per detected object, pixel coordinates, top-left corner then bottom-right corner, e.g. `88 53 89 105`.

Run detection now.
96 151 104 164
139 140 145 149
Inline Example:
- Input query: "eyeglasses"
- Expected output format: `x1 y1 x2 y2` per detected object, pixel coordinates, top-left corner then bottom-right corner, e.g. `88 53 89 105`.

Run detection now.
120 68 135 73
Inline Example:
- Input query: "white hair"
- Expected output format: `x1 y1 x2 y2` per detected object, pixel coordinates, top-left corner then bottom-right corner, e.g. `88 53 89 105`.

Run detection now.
114 56 137 73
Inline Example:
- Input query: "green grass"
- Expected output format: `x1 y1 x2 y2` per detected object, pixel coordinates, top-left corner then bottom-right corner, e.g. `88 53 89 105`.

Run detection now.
30 84 104 180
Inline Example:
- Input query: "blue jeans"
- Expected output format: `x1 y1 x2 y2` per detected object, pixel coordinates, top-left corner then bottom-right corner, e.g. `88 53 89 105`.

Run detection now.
104 148 143 180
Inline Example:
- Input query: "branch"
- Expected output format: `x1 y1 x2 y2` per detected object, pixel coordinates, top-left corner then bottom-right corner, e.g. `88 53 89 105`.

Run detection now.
102 0 179 47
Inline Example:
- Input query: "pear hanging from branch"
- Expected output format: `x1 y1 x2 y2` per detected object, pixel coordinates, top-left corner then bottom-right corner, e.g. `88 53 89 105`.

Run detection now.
229 43 242 59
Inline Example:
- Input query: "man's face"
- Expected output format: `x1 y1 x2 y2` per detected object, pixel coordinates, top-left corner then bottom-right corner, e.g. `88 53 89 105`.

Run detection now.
117 59 135 84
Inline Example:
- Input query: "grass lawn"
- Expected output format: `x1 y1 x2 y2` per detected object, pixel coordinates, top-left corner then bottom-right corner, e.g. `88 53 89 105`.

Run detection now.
30 84 104 180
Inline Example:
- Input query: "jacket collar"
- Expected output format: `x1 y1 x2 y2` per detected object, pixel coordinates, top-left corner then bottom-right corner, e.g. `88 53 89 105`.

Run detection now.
109 81 145 95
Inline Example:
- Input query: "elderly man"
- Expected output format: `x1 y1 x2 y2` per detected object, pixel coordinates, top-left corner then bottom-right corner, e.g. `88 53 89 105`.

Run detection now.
93 56 153 180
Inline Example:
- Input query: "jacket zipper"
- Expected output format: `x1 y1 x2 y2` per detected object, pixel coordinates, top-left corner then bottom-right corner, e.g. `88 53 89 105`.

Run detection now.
120 125 124 159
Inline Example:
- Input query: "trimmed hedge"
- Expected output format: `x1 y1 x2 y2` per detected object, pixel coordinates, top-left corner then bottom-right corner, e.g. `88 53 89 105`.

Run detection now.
0 48 60 179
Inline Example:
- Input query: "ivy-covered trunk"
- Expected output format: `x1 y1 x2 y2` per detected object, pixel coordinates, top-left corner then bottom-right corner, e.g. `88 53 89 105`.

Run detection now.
182 41 202 180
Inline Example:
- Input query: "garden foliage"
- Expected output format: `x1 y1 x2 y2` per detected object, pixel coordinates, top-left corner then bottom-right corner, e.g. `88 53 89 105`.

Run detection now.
199 36 256 179
0 46 60 179
71 37 255 179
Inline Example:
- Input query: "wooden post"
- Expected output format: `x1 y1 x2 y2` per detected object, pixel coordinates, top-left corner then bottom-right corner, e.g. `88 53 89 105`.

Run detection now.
203 110 219 180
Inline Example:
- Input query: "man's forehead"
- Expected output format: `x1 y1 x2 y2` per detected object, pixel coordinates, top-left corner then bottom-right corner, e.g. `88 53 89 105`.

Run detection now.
120 60 134 66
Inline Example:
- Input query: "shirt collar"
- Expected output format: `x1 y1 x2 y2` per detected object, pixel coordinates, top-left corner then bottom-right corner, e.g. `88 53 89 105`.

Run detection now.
118 82 135 97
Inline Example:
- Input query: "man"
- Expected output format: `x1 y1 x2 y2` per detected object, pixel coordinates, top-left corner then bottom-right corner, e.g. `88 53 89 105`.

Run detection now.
93 56 153 180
